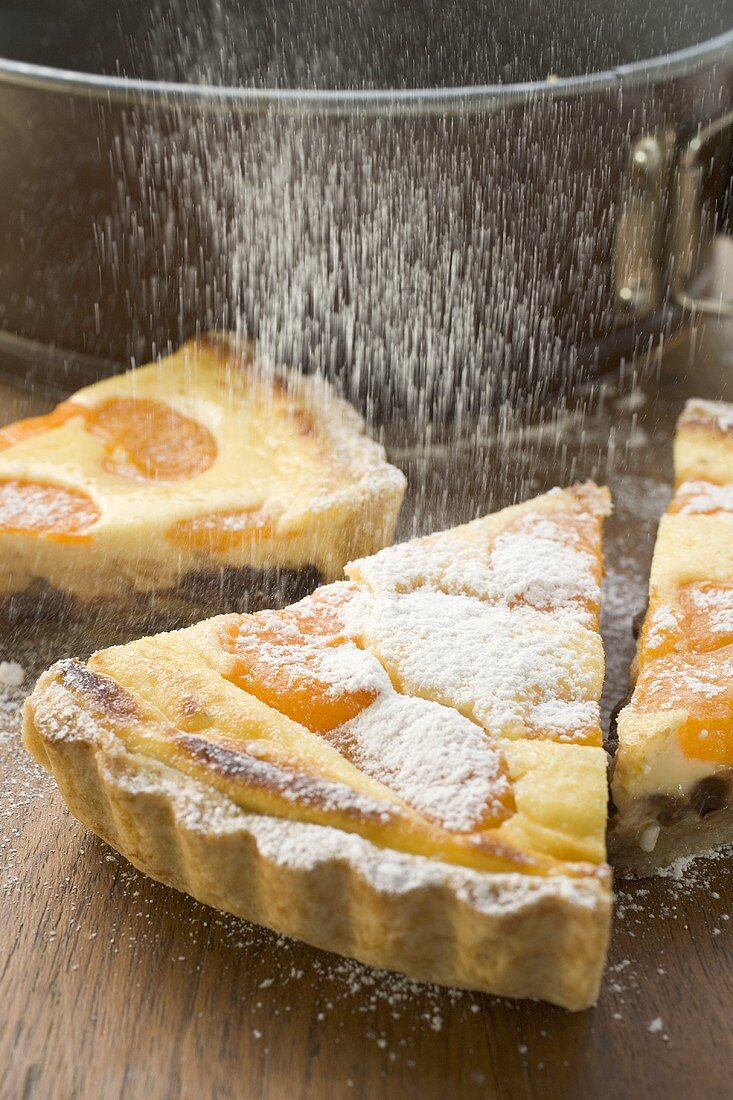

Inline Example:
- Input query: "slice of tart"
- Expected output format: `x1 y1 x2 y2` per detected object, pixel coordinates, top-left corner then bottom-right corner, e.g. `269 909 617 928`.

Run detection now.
0 335 405 624
23 483 612 1010
610 399 733 872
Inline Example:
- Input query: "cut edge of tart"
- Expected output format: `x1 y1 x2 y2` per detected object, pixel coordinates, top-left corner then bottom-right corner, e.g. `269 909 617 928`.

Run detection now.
610 399 733 873
0 334 405 623
23 483 613 1010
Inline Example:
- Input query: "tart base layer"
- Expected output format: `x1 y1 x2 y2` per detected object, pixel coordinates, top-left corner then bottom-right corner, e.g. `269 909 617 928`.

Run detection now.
2 563 323 630
609 798 733 875
23 667 612 1012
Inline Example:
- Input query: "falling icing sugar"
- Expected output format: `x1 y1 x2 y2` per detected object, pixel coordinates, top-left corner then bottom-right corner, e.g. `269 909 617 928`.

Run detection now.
0 661 25 688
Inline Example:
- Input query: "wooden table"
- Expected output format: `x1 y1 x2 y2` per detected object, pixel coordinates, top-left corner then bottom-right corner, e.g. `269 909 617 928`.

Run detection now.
3 321 733 1099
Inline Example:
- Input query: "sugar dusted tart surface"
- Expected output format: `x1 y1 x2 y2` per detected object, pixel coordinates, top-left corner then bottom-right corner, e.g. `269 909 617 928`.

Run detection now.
0 335 405 617
24 483 612 1010
610 400 733 872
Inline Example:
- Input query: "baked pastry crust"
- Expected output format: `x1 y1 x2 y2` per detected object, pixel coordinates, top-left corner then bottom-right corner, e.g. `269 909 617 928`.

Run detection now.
610 399 733 872
24 662 610 1011
23 483 613 1009
0 334 405 617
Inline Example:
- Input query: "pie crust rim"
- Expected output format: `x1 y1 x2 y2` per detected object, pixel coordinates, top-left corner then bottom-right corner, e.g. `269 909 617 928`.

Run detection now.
23 662 612 1012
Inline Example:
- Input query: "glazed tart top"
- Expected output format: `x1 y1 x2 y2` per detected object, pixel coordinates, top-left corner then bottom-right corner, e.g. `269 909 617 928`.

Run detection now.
34 483 611 879
0 335 405 580
617 399 733 796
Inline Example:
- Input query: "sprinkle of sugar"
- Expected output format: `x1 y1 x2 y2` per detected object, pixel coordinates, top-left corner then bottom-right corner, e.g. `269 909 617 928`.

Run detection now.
340 490 606 746
686 584 733 636
0 480 98 532
682 399 733 434
176 734 400 825
229 584 512 830
643 604 681 649
348 491 603 628
634 649 733 710
483 515 598 620
648 1017 663 1033
0 661 25 688
357 589 601 741
530 698 598 736
337 693 511 832
673 480 733 515
231 584 392 701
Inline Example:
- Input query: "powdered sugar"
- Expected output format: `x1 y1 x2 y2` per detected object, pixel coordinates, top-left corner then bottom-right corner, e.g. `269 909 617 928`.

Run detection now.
107 751 604 916
342 490 606 746
485 516 598 623
634 645 733 710
531 698 598 736
669 660 732 699
229 585 392 700
0 661 25 688
644 604 682 649
337 693 511 832
685 584 733 636
0 479 99 533
317 636 392 699
226 584 512 832
682 399 733 434
674 480 733 514
348 491 602 628
359 589 601 741
178 733 399 824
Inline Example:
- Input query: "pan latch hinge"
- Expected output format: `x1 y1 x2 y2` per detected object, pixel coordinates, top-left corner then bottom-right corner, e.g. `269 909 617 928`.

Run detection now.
615 112 733 321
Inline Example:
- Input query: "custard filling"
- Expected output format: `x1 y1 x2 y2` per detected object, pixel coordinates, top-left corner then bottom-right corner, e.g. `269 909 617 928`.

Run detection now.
0 336 405 597
46 485 612 878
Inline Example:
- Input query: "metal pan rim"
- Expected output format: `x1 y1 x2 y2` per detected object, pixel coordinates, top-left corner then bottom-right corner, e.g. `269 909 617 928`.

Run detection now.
0 27 731 114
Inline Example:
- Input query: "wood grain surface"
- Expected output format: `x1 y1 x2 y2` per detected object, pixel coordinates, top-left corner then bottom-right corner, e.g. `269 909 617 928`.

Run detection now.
3 319 733 1100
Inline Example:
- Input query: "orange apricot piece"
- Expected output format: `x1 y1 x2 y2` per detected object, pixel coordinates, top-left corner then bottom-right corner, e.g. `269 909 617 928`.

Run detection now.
0 479 100 540
222 586 377 733
87 398 217 481
168 506 279 551
0 402 83 450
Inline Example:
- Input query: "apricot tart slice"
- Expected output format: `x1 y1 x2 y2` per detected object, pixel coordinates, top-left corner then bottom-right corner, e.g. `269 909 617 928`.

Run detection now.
0 335 404 622
610 400 733 872
24 483 612 1010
